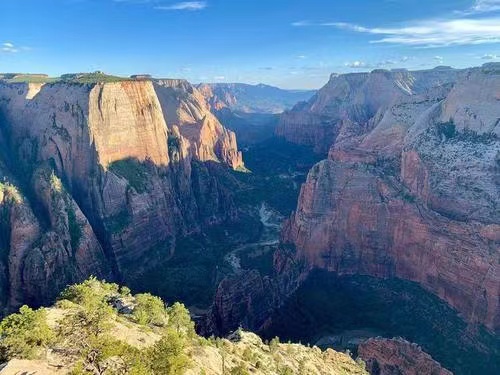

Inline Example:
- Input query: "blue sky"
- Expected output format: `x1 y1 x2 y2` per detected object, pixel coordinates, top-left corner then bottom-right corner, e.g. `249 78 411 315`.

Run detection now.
0 0 499 88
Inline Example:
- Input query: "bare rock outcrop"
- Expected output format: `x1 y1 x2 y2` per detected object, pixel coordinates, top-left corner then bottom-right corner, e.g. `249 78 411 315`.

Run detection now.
358 338 453 375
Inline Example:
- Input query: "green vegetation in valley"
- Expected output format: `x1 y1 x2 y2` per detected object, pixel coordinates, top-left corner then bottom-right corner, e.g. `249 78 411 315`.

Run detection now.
262 271 500 375
233 138 323 216
131 214 262 309
133 138 320 309
0 277 368 375
67 204 82 250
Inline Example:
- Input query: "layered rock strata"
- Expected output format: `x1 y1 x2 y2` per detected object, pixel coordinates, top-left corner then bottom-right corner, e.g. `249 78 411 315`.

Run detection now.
280 64 500 331
0 78 244 312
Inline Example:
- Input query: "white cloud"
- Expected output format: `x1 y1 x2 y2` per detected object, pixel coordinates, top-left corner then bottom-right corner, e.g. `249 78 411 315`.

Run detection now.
296 1 500 48
291 20 310 27
481 53 499 59
464 0 500 14
2 42 19 53
328 18 500 47
297 55 307 59
434 55 444 61
156 1 207 11
344 61 369 68
213 75 225 80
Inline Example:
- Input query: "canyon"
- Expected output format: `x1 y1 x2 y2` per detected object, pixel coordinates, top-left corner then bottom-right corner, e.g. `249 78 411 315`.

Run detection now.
0 64 498 374
0 76 243 313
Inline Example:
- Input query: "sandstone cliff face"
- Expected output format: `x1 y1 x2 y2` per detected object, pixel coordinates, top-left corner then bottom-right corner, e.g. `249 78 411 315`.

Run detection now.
358 338 453 375
277 68 459 153
280 64 500 332
0 78 244 311
154 79 243 169
0 162 110 313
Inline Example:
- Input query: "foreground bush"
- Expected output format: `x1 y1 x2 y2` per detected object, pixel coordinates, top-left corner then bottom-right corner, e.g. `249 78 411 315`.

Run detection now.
0 305 54 361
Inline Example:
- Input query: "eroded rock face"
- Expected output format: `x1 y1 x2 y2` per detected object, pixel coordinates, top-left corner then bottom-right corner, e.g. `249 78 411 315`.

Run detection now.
277 67 460 153
0 78 244 311
358 338 453 375
280 64 500 331
154 79 244 169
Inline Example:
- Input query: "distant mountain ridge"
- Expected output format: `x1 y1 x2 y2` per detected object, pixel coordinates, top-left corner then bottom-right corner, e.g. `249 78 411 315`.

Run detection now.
197 82 315 114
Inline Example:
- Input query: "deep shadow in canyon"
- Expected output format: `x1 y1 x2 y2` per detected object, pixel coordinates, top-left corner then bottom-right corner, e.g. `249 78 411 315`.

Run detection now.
128 137 324 310
261 270 500 375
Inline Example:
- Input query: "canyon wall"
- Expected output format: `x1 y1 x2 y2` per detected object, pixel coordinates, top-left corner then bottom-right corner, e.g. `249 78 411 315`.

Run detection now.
280 64 500 332
0 78 244 312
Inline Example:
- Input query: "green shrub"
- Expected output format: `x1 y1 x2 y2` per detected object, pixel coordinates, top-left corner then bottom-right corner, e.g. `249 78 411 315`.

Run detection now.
0 305 54 361
133 293 167 326
147 329 191 374
59 277 119 310
67 204 82 250
109 159 149 193
167 302 195 337
437 120 456 140
58 278 118 339
230 364 250 375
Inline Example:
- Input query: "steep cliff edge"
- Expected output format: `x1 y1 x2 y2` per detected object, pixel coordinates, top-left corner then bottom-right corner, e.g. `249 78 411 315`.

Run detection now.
280 64 500 332
0 77 244 312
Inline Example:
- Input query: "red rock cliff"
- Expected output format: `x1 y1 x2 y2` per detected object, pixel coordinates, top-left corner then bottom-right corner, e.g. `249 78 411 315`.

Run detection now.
0 78 245 311
281 64 500 332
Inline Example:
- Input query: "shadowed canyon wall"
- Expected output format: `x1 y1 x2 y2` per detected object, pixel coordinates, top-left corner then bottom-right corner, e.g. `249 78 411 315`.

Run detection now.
0 78 244 313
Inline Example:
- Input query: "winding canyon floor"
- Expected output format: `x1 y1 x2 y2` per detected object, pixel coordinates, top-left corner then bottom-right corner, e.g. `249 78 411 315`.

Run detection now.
128 137 322 309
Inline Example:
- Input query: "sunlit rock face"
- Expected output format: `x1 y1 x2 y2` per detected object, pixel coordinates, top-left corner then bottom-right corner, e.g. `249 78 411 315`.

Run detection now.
0 78 244 311
280 64 500 331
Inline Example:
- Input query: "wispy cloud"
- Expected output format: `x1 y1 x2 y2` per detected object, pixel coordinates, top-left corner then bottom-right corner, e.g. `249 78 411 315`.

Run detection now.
344 61 371 69
460 0 500 14
293 1 500 48
291 20 310 27
2 42 19 53
326 19 500 47
155 1 207 11
481 53 499 59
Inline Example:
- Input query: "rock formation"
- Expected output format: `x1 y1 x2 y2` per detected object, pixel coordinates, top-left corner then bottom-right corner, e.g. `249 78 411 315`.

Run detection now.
198 82 315 114
276 67 460 153
0 77 244 313
279 63 500 332
358 338 453 375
